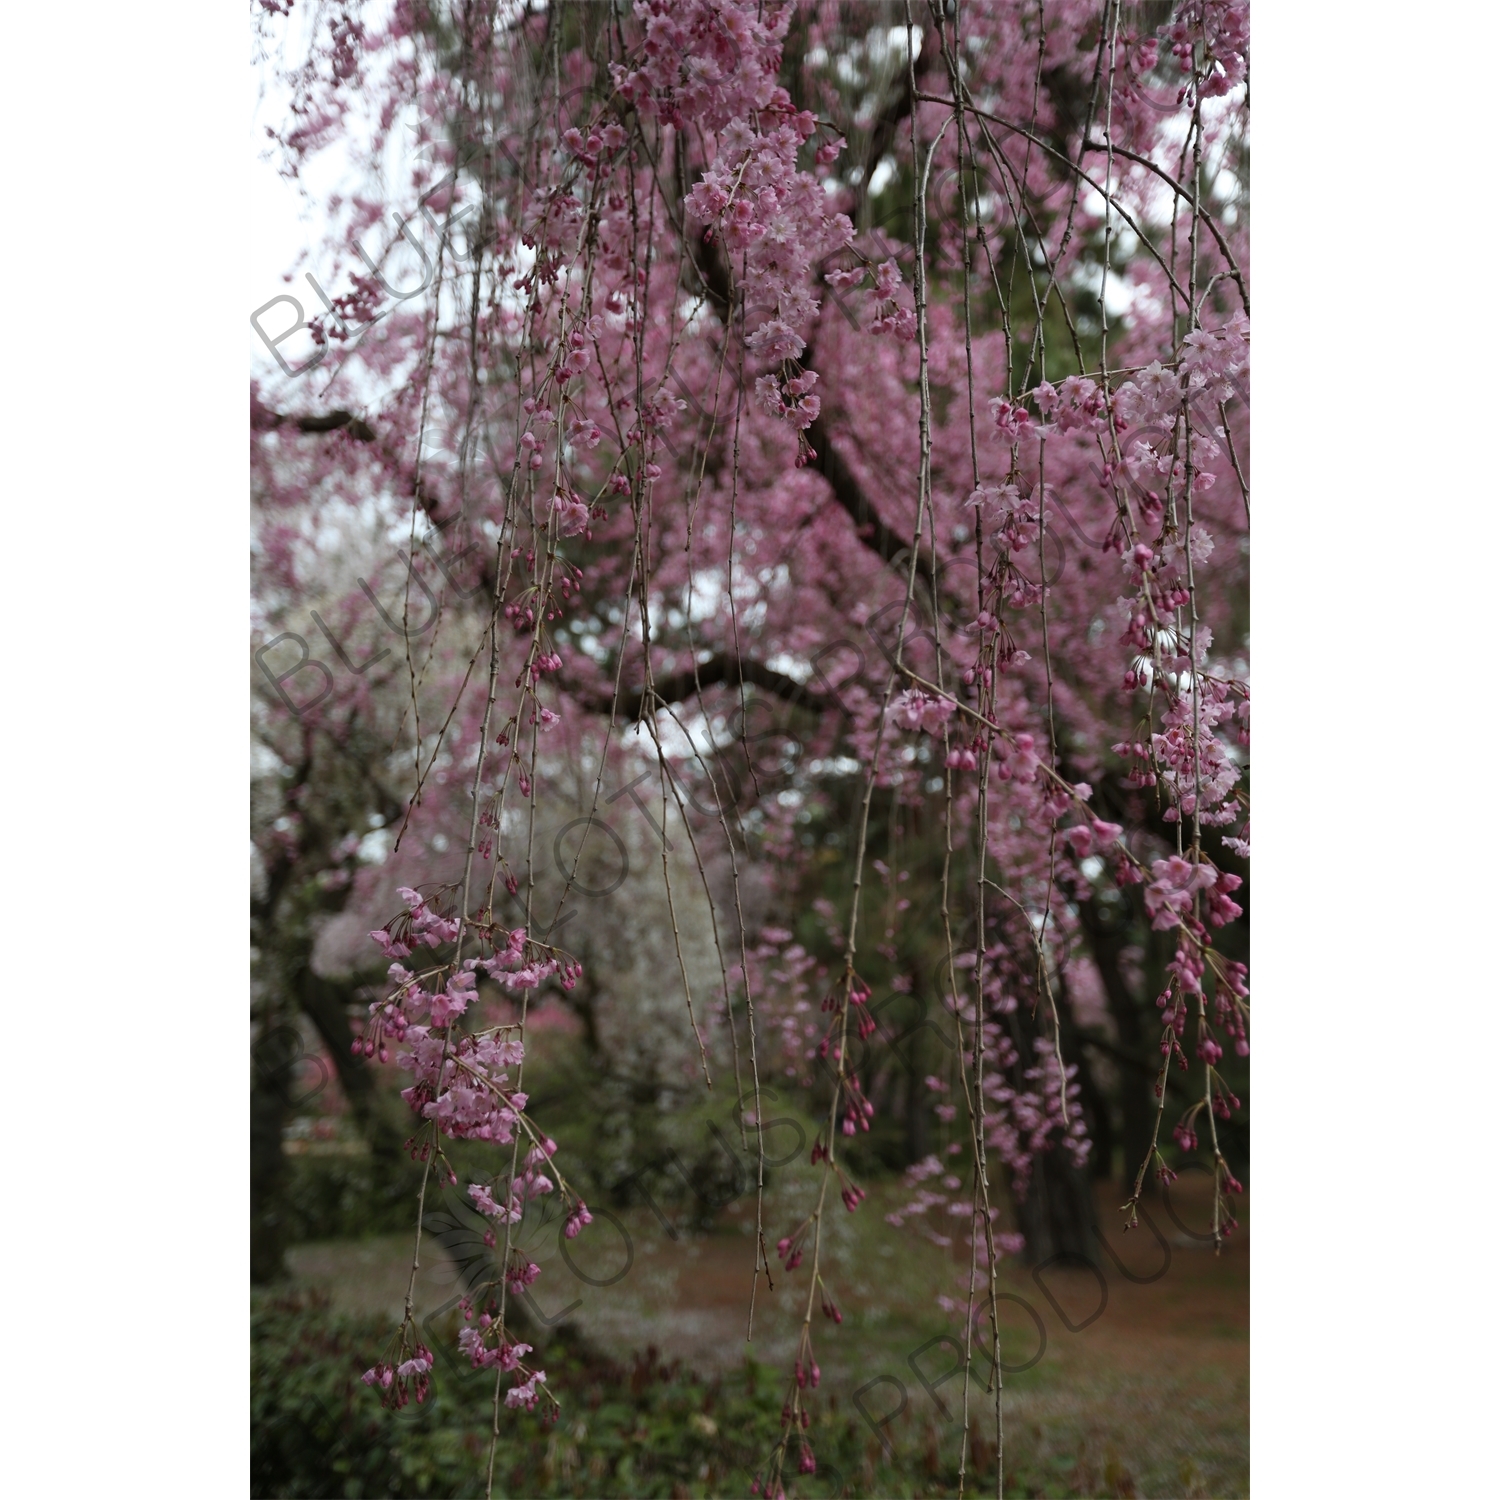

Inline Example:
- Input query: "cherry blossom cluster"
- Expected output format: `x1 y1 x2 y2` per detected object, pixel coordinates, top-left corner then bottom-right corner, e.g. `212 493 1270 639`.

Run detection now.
456 1311 555 1417
361 1345 432 1409
351 883 588 1425
1169 1 1251 98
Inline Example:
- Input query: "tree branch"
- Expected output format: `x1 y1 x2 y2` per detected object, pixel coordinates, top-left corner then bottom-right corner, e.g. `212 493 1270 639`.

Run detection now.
602 652 826 721
806 410 939 600
252 399 376 443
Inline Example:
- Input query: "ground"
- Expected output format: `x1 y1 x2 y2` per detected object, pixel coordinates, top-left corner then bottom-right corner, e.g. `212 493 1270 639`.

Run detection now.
285 1171 1247 1497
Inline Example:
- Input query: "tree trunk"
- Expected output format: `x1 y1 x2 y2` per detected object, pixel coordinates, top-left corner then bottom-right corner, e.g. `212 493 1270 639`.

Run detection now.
1003 993 1102 1267
1054 963 1115 1181
250 1015 296 1283
297 966 409 1180
1014 1147 1100 1265
1075 893 1161 1198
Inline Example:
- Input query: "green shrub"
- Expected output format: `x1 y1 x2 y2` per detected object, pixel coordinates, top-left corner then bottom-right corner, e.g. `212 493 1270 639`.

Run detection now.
250 1289 1027 1497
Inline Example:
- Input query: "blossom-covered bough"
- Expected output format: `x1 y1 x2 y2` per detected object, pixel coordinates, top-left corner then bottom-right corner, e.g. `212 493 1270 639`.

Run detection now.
251 1 1248 1493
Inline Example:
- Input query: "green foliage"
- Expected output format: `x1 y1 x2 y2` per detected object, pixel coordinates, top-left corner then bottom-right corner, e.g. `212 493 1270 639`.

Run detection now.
252 1289 1108 1498
253 1289 483 1497
279 1152 425 1245
521 1028 820 1231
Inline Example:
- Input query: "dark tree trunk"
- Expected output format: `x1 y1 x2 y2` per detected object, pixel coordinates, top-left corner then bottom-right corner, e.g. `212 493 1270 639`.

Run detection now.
251 901 404 1279
1002 991 1102 1267
250 1016 297 1283
1014 1147 1100 1265
904 1028 931 1165
1075 893 1162 1198
1054 964 1115 1182
297 965 409 1179
250 734 410 1281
